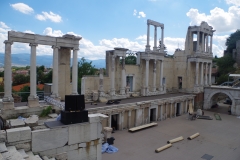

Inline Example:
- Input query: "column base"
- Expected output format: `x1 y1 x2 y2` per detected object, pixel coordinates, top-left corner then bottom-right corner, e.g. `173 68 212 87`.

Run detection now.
120 88 126 95
1 102 14 110
2 96 14 102
145 45 151 52
152 87 156 92
153 47 158 51
28 97 40 108
110 89 115 96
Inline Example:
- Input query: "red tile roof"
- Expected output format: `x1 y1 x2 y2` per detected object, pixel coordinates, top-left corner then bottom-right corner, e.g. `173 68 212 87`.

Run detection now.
12 83 44 91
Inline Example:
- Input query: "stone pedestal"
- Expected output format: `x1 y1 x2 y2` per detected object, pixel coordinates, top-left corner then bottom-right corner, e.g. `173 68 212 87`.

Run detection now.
103 127 112 142
27 98 40 108
2 102 14 110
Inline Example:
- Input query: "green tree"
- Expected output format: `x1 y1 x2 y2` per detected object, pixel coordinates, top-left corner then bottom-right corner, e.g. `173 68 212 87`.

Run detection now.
78 58 97 93
120 56 137 65
0 84 3 92
12 74 30 86
42 70 52 83
226 29 240 53
0 71 3 77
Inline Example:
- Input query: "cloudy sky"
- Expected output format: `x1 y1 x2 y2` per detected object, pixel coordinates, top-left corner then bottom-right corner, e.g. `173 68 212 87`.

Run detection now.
0 0 239 60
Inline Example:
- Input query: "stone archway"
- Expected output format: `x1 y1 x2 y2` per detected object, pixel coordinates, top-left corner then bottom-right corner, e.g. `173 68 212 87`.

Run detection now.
204 90 235 114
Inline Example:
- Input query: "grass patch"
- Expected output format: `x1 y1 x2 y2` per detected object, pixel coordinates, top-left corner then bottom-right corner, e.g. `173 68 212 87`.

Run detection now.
40 106 52 117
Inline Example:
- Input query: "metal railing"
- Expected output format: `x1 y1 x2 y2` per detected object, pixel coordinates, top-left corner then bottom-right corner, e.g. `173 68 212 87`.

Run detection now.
0 91 45 102
44 96 64 110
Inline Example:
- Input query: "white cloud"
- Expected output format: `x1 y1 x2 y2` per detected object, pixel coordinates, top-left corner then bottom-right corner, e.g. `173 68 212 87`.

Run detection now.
43 27 63 37
10 3 34 14
133 9 137 16
24 30 34 34
186 6 240 33
225 0 240 6
138 12 146 18
0 22 10 29
133 10 146 18
36 11 62 23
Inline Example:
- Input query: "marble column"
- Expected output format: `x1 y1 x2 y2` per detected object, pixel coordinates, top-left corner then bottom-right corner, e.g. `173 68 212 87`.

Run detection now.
174 103 177 117
208 63 212 86
185 100 188 113
202 33 204 52
72 48 79 95
161 27 164 51
120 56 126 95
210 36 213 54
29 43 38 99
206 35 209 53
111 55 116 96
128 110 131 128
200 62 204 86
159 60 163 91
195 62 199 86
146 24 150 51
160 105 163 121
153 26 157 51
99 68 104 95
197 31 200 51
51 46 60 98
170 103 173 118
122 111 125 130
152 60 156 92
108 114 111 127
145 59 149 94
165 103 168 119
142 108 145 124
3 40 13 102
205 63 208 86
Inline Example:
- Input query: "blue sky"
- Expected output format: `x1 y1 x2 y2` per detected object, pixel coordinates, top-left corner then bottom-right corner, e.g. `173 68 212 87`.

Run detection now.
0 0 239 59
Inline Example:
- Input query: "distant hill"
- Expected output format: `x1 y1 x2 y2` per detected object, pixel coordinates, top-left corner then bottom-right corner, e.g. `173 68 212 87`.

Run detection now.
0 53 105 68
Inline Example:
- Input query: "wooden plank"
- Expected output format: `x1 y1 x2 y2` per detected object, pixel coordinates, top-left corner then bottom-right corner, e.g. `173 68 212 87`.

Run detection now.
129 122 158 132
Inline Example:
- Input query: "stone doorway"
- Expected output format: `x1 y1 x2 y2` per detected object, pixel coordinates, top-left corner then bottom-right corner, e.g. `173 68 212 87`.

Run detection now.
126 76 133 91
111 114 119 131
178 77 182 89
176 103 181 116
150 108 157 122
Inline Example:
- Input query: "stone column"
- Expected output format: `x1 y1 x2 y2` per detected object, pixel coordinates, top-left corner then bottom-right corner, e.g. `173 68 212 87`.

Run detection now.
72 48 79 95
145 59 149 94
121 111 125 130
152 60 156 92
29 43 38 98
160 105 163 121
202 33 205 52
206 35 209 53
210 36 213 54
153 26 157 51
142 108 145 124
200 62 204 86
165 103 168 119
161 27 164 51
208 63 212 86
111 55 116 96
159 60 163 91
3 40 14 103
170 103 173 118
185 100 188 113
99 68 104 95
128 110 131 128
197 31 200 51
120 56 126 95
174 103 177 117
195 62 199 86
146 24 150 51
108 113 111 127
51 46 60 98
205 63 208 86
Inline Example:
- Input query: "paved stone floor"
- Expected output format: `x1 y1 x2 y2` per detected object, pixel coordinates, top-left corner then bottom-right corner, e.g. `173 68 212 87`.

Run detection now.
102 111 240 160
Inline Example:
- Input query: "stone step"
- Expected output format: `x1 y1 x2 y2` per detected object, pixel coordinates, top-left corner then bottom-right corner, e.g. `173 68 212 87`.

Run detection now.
25 151 42 160
0 142 7 153
42 155 56 160
18 149 29 159
35 155 43 160
2 146 24 160
0 153 3 160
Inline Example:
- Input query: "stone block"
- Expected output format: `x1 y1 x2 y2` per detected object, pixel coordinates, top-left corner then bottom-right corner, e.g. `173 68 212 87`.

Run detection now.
1 102 14 110
28 98 40 108
24 115 39 127
55 152 67 160
48 113 58 118
10 119 25 128
17 149 29 159
67 145 98 160
0 130 6 142
88 113 108 123
79 142 86 148
7 140 31 152
68 122 101 145
2 146 23 160
103 127 113 140
6 126 31 143
0 142 7 153
32 128 68 152
56 144 78 154
99 97 107 103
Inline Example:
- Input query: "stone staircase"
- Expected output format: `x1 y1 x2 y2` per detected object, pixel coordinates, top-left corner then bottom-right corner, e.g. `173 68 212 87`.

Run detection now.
0 142 56 160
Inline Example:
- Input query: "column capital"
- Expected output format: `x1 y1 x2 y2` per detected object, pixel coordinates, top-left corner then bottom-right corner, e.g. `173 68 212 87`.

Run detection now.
145 58 150 61
4 40 13 45
52 45 60 49
29 43 38 47
73 47 79 51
